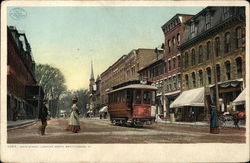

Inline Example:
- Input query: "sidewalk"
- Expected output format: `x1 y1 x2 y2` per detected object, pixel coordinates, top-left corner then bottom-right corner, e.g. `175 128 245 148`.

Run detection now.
7 119 38 130
156 118 246 128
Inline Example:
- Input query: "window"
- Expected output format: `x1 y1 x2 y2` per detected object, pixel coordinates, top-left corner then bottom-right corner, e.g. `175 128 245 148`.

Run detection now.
177 55 181 67
135 90 142 104
216 64 221 82
215 37 220 57
185 52 189 68
236 57 242 78
236 27 242 48
185 74 189 89
177 74 181 89
198 45 203 63
206 41 211 59
225 32 231 53
177 33 180 45
168 40 171 52
205 13 211 29
225 61 231 80
143 90 151 104
206 67 212 84
168 60 171 71
192 72 196 88
173 76 177 90
191 23 195 38
223 7 230 20
172 37 176 47
173 58 176 69
191 49 196 66
198 70 203 86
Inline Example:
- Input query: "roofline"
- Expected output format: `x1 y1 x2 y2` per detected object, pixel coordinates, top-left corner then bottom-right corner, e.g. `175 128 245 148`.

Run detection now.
161 13 195 29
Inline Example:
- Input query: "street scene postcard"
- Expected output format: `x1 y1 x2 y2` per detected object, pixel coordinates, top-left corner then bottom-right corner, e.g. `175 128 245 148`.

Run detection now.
0 1 249 162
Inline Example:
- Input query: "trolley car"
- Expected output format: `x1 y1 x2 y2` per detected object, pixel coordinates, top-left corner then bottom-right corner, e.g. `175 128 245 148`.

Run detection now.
108 83 157 127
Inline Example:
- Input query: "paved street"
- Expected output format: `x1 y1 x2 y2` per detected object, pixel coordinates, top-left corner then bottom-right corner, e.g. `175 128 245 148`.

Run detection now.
8 118 246 143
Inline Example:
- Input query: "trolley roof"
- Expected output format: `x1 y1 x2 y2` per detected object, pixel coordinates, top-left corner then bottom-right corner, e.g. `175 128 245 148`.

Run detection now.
108 84 157 94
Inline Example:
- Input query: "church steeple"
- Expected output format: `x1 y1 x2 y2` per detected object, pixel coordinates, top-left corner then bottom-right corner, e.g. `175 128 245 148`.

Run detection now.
90 60 95 81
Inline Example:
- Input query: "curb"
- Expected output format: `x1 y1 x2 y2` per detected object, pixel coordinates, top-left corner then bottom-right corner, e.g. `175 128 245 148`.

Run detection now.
7 120 38 131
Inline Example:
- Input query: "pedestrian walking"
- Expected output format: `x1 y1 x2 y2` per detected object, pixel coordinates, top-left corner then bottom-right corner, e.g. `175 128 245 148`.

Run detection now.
210 105 220 134
66 97 80 133
39 100 48 135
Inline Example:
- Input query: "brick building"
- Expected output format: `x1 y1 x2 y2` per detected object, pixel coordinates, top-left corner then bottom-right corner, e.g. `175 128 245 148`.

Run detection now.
99 49 157 107
171 7 246 121
7 26 43 121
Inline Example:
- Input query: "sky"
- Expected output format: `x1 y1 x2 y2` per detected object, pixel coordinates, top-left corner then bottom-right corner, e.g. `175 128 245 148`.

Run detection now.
7 6 205 90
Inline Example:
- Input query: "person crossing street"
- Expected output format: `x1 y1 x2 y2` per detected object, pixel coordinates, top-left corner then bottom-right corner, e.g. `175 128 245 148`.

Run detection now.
39 100 49 135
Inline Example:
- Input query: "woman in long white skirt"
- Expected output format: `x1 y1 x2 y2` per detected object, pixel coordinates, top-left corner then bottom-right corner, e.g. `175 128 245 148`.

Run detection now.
66 97 80 133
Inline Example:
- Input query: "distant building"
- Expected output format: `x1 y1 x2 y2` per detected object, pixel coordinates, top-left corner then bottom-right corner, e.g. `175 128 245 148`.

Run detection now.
7 26 44 121
171 7 246 121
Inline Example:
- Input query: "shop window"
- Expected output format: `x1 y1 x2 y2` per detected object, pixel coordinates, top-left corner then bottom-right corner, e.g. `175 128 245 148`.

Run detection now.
192 72 196 88
236 27 242 48
206 41 211 59
215 37 220 57
206 67 212 84
236 57 242 78
216 64 221 82
198 45 203 63
185 52 189 68
191 49 196 66
224 32 231 53
185 74 189 89
198 70 203 86
225 61 231 80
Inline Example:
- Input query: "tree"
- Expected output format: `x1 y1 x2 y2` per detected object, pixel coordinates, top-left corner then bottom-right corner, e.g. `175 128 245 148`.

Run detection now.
35 64 67 117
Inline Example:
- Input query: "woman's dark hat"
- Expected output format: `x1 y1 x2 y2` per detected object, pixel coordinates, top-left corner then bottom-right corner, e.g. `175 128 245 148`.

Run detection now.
72 97 78 102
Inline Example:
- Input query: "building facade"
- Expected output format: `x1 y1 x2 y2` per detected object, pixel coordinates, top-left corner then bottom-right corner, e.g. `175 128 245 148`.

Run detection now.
99 49 157 106
7 26 43 121
172 7 246 121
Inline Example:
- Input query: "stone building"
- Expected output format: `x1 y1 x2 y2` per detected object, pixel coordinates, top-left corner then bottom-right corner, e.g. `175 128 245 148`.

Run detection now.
99 49 157 106
7 26 43 121
171 7 246 121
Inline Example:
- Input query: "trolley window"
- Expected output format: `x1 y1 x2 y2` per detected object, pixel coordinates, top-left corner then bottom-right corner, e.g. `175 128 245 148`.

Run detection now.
143 90 151 104
135 89 142 104
152 91 156 105
127 89 132 103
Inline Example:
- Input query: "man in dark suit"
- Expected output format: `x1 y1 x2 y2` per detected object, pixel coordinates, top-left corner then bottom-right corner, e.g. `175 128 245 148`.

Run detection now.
39 100 48 135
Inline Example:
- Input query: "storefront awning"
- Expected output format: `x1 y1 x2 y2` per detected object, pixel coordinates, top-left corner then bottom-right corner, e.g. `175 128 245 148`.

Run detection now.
233 89 245 105
170 87 204 108
99 106 108 113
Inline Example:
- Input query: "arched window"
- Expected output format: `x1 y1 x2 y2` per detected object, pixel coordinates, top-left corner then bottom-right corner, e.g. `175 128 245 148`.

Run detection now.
172 37 176 47
224 32 231 53
225 61 231 80
206 67 212 84
198 70 203 86
191 49 196 66
206 41 211 59
215 37 220 57
192 72 196 88
168 39 171 53
185 52 189 68
185 74 189 89
236 27 242 48
168 60 171 71
236 57 242 78
216 64 221 82
198 45 203 63
173 57 176 69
